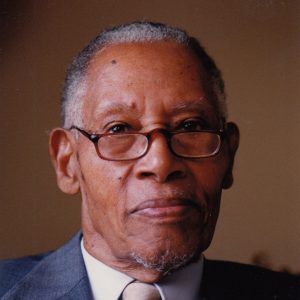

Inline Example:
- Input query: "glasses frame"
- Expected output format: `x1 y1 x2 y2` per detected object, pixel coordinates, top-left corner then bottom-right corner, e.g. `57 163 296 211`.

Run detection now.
70 125 226 161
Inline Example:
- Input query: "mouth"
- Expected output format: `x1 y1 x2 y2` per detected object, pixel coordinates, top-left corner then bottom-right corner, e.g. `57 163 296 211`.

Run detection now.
131 198 201 219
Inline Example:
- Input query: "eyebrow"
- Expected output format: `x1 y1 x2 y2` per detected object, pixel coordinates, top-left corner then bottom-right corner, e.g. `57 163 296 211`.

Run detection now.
93 97 213 120
93 101 140 118
169 97 209 114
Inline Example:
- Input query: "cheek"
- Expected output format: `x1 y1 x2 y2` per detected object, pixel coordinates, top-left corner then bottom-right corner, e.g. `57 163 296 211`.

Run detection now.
189 155 228 218
192 157 228 194
79 155 134 222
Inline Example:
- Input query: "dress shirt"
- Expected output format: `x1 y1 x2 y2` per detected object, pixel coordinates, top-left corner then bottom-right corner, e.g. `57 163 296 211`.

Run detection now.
81 239 204 300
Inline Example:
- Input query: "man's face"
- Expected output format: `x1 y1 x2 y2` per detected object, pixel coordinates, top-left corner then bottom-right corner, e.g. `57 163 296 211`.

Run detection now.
70 42 236 279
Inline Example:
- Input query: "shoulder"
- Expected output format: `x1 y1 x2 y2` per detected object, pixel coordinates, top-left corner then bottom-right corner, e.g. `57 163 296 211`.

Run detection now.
0 232 91 299
202 259 300 299
0 252 51 298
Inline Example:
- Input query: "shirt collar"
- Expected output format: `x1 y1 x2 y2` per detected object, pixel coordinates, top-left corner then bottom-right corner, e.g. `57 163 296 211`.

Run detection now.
155 255 204 300
81 239 203 300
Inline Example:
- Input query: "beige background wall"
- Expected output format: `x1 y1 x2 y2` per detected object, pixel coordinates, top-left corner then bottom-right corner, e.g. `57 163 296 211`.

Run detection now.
1 1 299 273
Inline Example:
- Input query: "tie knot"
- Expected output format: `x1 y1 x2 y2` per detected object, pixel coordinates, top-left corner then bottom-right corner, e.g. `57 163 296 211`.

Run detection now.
122 281 161 300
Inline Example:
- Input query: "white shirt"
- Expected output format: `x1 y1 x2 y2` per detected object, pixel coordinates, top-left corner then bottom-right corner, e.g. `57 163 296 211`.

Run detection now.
81 240 204 300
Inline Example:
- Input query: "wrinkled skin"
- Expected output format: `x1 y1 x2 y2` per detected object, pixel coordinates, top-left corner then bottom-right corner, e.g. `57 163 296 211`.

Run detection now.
49 41 239 282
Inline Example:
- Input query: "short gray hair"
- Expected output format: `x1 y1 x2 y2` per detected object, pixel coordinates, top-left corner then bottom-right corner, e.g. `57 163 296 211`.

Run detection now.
61 21 227 128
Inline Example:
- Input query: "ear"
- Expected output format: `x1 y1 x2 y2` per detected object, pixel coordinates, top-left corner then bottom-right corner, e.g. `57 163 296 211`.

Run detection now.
222 122 240 189
49 128 80 194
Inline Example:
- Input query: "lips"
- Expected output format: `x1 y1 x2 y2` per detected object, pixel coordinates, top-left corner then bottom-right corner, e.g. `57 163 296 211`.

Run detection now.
131 198 201 219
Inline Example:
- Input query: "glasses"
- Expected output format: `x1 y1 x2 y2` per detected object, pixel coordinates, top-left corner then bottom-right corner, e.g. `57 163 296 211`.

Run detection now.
70 125 225 161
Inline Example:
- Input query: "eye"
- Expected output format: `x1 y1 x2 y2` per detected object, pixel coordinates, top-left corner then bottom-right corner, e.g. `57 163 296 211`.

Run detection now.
107 123 131 133
178 119 206 131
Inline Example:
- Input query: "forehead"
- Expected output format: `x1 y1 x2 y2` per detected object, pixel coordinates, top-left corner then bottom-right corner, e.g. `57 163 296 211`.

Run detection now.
91 40 202 67
82 41 216 125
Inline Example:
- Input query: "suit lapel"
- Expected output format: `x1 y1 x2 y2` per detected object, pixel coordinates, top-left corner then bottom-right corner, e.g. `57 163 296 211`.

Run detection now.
58 277 93 300
2 232 93 300
200 258 225 300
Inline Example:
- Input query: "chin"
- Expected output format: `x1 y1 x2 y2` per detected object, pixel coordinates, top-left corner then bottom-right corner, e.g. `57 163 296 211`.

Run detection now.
126 207 218 275
128 218 219 275
129 236 205 275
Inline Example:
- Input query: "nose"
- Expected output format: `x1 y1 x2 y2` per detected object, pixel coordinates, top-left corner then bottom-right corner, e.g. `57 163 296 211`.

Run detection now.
134 132 187 183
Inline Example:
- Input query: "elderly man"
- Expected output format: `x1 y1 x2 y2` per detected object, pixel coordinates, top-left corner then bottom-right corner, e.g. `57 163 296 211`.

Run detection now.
0 22 299 300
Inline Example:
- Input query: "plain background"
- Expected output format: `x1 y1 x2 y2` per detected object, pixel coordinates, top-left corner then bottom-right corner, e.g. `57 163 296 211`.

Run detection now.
1 0 299 273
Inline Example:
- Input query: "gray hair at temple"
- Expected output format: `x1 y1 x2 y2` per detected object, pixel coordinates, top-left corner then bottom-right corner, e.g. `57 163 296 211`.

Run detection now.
61 21 227 129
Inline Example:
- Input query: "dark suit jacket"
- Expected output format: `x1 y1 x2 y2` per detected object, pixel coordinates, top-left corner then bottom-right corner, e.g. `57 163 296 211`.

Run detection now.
0 232 299 299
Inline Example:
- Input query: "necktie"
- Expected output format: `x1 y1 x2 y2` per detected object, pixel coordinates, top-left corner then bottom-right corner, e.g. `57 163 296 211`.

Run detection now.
122 281 161 300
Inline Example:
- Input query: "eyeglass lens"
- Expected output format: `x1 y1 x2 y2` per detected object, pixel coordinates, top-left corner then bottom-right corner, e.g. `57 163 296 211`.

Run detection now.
98 132 220 160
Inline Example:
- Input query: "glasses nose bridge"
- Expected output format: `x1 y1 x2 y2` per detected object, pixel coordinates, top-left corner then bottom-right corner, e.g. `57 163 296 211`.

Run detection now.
147 128 172 144
145 128 173 155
